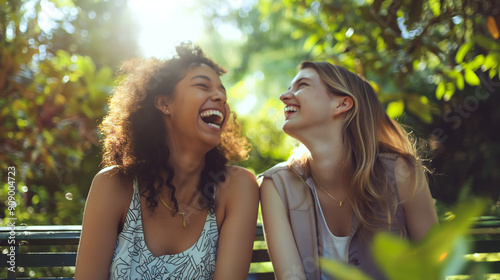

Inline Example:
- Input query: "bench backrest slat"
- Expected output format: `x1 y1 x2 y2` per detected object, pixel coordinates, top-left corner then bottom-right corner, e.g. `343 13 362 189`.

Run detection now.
0 253 77 267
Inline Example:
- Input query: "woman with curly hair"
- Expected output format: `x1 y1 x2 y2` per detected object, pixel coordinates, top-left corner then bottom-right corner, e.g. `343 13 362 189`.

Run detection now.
260 62 438 279
75 43 259 279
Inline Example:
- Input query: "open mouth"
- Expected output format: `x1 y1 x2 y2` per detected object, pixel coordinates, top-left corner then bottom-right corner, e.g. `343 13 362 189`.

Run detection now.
284 105 299 117
200 109 224 129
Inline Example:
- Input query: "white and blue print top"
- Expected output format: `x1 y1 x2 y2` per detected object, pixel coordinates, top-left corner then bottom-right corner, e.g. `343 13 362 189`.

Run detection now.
109 179 219 280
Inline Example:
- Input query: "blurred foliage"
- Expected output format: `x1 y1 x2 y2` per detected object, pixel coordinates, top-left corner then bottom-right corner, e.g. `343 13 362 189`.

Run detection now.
199 0 500 211
321 198 489 280
1 0 138 277
0 0 138 229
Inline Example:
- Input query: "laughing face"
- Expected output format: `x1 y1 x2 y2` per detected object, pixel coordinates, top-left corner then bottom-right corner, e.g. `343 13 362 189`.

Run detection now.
279 67 336 136
164 64 230 150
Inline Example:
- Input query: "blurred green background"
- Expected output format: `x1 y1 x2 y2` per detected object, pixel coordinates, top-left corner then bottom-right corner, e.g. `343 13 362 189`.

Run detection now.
1 0 499 275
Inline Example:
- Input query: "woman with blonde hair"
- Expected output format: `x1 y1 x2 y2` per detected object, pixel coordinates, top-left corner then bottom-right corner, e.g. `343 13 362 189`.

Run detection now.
75 43 259 279
260 62 438 279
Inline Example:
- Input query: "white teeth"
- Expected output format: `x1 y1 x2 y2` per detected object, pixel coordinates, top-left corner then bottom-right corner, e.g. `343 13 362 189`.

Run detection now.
284 106 298 112
200 110 224 121
206 123 221 129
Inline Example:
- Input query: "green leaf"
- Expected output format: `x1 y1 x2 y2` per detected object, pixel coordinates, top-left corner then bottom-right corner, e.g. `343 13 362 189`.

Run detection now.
467 54 485 71
417 199 486 264
386 100 404 118
320 258 372 280
464 69 480 86
483 54 499 70
443 82 456 100
55 49 72 66
429 0 440 16
304 34 319 51
456 72 464 90
291 29 303 40
371 199 487 280
42 130 54 145
16 118 28 129
455 42 473 64
373 233 427 280
435 82 445 100
406 93 433 124
473 35 500 51
32 195 40 205
489 66 498 79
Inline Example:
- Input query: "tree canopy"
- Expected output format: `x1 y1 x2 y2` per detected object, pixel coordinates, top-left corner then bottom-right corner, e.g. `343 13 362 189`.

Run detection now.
1 0 138 226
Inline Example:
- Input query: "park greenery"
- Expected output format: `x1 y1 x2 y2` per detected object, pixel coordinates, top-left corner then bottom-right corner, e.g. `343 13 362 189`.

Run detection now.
1 0 499 278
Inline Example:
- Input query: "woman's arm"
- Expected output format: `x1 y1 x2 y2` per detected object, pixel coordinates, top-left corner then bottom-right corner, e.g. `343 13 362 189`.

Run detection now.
394 157 438 241
213 166 259 280
260 178 306 280
75 168 132 279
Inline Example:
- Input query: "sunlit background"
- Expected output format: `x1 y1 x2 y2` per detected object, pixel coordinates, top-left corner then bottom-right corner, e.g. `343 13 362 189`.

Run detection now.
128 0 204 58
128 0 249 58
2 0 500 278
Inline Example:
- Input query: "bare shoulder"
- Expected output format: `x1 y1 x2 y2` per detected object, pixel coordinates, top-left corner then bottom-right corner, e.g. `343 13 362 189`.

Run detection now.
392 157 438 240
87 166 133 210
217 166 258 201
93 166 132 190
225 165 258 189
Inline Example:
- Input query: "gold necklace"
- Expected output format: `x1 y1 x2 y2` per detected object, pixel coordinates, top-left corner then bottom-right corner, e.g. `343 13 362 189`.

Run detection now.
159 192 200 228
312 175 346 207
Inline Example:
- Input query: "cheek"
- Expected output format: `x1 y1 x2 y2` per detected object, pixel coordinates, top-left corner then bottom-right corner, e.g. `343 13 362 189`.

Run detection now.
301 100 331 120
224 104 231 119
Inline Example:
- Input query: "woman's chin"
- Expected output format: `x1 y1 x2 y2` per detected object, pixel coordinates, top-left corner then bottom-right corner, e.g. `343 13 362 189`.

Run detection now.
199 134 222 150
282 122 299 136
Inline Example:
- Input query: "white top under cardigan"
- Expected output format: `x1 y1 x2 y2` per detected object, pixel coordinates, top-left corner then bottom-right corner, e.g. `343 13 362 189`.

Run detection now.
309 182 351 280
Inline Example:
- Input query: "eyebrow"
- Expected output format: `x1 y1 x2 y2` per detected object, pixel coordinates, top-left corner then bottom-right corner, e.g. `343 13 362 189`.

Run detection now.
191 75 226 93
288 77 311 90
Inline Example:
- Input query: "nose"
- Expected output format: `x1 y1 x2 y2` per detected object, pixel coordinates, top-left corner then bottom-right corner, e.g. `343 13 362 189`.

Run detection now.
280 90 292 103
212 90 227 104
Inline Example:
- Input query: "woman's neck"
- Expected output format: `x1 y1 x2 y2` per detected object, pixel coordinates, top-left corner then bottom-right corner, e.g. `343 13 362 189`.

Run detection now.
299 125 348 192
167 147 206 195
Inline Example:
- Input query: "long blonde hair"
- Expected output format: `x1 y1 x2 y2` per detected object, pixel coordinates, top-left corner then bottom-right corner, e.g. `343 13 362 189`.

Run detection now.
292 62 427 236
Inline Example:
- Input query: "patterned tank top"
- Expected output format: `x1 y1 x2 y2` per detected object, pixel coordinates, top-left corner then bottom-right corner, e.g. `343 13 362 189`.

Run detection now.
109 178 219 279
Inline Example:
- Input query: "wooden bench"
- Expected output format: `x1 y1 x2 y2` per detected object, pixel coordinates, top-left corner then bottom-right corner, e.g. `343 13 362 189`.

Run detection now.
458 216 500 275
0 225 273 279
1 218 500 279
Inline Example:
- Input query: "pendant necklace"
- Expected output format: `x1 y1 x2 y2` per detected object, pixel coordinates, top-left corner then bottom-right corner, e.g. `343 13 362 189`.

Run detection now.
160 192 200 228
312 175 346 207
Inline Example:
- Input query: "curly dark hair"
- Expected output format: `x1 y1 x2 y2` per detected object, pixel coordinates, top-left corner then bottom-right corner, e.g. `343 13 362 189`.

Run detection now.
100 42 250 212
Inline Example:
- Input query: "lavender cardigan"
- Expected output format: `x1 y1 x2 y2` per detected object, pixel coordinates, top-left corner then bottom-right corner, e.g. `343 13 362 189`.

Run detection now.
260 153 409 280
